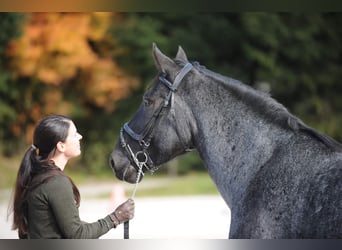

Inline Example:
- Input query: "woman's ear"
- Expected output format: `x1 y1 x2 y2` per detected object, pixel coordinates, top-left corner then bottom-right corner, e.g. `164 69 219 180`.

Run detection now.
56 141 66 153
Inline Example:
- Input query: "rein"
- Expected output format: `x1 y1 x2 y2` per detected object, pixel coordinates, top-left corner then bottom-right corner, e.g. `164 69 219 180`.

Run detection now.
119 62 193 239
124 159 144 239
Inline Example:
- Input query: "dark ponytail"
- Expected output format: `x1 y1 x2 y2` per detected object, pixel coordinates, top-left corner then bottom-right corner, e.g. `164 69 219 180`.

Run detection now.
11 115 81 238
12 146 37 238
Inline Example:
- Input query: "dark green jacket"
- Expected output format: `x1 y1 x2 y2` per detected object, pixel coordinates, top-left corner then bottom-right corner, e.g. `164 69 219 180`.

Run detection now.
27 175 114 238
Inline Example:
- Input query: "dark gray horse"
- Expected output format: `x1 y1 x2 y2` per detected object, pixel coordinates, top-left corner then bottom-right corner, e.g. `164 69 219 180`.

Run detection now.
109 44 342 238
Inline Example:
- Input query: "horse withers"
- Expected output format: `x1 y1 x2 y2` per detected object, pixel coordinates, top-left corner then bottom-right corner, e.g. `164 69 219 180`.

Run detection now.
109 44 342 238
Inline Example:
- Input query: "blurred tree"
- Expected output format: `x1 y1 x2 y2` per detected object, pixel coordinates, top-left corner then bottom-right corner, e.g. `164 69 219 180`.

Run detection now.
238 13 342 141
0 13 25 155
4 13 139 155
74 13 168 173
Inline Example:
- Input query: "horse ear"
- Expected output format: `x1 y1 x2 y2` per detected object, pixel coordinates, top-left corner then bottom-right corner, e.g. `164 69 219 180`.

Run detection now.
152 43 175 74
175 45 188 62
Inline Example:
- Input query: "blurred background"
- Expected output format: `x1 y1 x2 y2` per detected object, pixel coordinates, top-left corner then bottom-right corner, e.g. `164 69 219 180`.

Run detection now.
0 12 342 238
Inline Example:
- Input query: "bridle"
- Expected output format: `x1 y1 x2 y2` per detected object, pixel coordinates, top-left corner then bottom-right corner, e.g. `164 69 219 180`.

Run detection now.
119 62 193 240
119 62 193 176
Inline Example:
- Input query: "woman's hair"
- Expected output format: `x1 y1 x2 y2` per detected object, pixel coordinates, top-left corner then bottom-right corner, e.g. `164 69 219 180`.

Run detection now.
11 115 81 238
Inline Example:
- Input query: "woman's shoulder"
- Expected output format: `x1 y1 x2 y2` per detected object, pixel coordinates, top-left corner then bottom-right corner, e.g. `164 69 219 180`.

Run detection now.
42 174 73 192
30 174 74 202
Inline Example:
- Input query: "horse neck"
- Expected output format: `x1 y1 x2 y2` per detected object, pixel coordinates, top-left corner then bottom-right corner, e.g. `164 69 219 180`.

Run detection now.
186 72 293 206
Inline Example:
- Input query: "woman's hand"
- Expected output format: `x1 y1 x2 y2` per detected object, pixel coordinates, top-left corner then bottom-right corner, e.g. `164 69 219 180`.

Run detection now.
110 199 135 227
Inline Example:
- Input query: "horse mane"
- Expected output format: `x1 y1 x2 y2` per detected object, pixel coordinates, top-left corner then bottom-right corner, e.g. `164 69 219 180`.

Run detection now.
176 60 342 153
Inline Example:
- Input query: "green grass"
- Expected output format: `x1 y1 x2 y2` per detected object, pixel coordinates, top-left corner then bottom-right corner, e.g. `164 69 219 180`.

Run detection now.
0 156 20 189
134 173 219 197
82 173 220 200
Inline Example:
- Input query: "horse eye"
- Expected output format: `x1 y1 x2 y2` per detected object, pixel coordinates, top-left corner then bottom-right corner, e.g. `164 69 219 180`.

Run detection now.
143 98 153 107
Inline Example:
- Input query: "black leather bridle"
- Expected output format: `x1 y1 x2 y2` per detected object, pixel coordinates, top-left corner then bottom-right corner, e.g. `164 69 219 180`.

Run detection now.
119 62 193 175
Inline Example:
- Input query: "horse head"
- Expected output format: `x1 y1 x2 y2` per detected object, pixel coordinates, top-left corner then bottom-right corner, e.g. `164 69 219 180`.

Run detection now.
109 44 197 183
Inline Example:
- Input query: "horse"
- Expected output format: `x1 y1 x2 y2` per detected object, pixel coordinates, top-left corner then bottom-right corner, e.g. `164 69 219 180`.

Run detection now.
109 44 342 238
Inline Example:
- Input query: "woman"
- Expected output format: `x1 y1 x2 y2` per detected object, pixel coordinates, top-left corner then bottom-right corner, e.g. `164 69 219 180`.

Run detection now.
11 115 134 238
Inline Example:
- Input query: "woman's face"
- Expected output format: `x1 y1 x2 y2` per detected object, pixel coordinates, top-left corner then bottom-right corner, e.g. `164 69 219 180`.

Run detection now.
63 121 83 159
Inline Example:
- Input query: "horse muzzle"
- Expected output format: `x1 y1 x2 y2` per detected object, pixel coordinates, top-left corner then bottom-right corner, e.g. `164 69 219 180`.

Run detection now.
109 151 143 184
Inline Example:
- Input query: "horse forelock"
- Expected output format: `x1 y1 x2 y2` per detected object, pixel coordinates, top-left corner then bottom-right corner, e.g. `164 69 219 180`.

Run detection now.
190 62 342 153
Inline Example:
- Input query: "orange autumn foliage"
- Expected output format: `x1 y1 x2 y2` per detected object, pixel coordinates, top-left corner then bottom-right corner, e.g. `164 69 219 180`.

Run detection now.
8 12 138 110
6 13 139 140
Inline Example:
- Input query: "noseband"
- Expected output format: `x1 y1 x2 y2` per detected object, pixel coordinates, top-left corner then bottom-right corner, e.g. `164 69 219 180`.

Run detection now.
119 63 193 175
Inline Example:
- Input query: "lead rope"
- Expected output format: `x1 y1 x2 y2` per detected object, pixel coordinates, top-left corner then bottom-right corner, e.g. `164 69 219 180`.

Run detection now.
124 146 145 239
